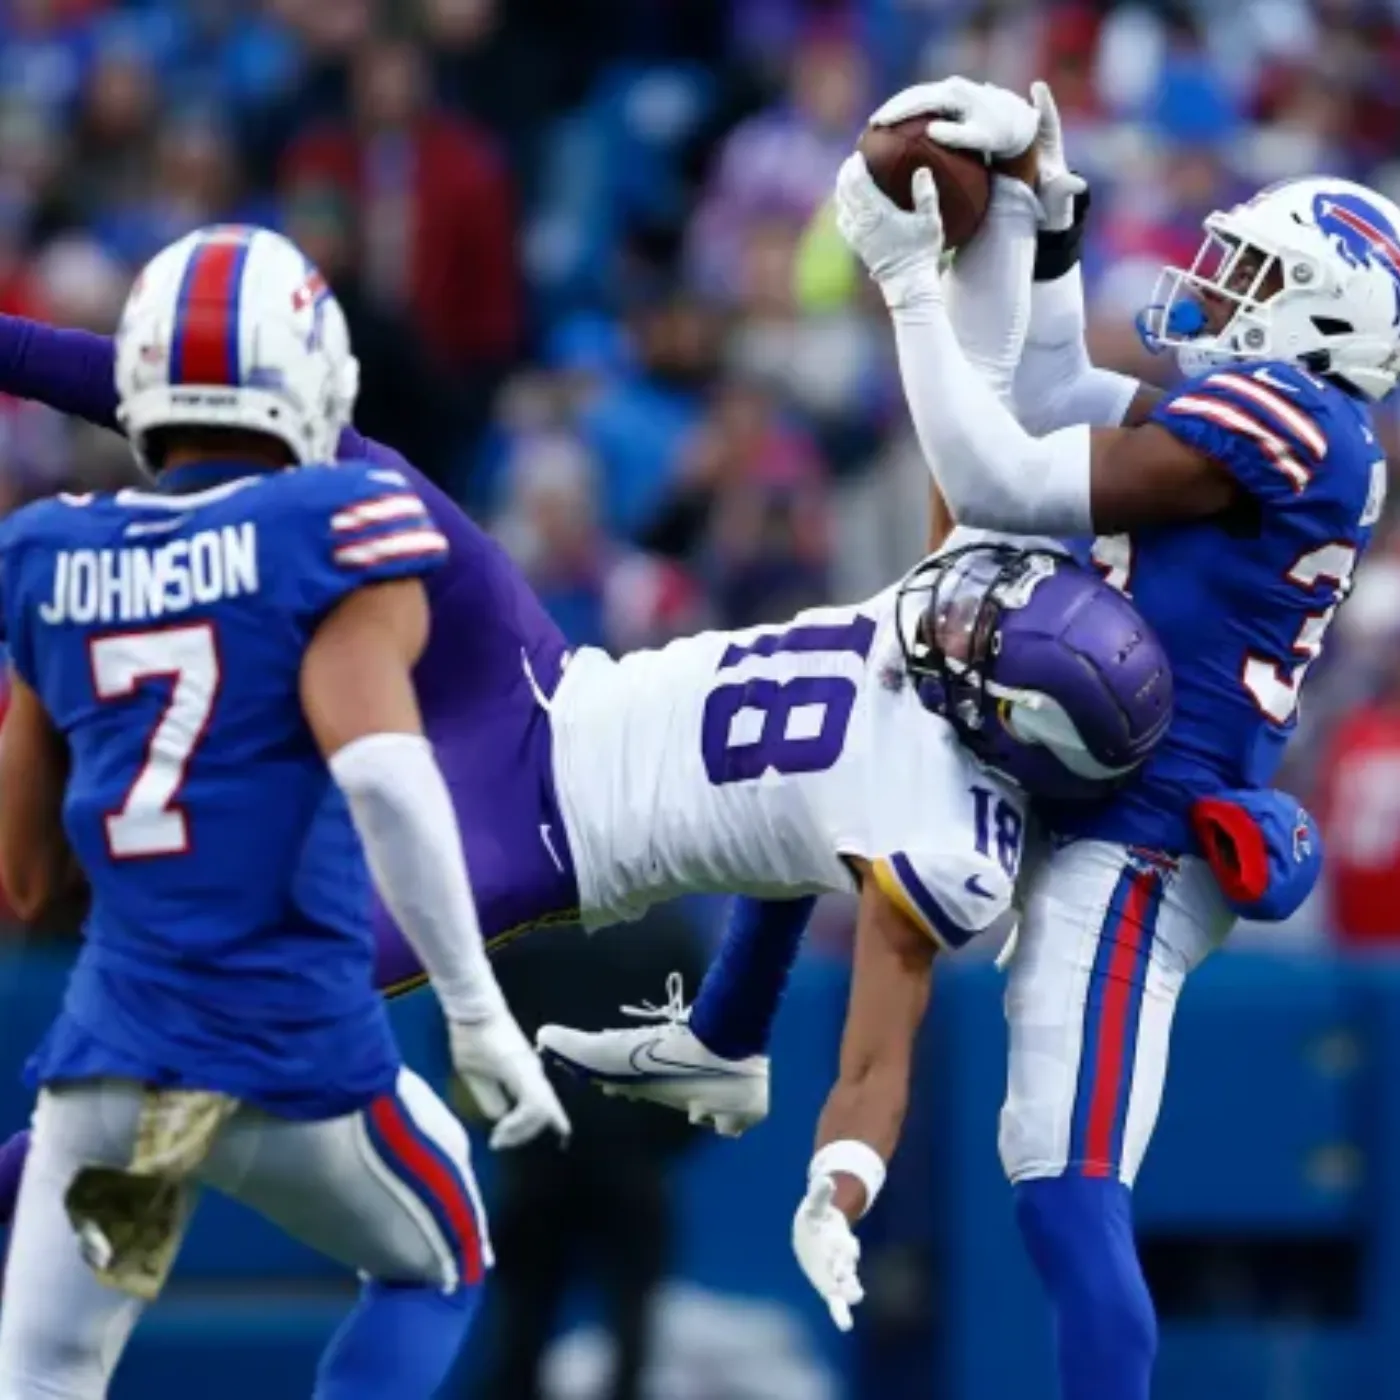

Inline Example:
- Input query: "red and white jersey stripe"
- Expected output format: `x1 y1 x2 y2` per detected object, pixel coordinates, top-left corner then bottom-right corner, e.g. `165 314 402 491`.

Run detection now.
1204 372 1328 459
1165 393 1313 492
330 493 430 533
333 526 448 569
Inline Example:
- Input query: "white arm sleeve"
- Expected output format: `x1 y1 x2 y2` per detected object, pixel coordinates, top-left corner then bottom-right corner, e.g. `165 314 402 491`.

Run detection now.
943 177 1040 405
892 279 1095 536
330 731 505 1024
1012 266 1140 433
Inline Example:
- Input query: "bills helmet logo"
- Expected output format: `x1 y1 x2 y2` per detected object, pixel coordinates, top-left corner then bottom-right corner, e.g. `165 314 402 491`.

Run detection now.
1312 191 1400 324
291 266 330 349
1293 815 1313 864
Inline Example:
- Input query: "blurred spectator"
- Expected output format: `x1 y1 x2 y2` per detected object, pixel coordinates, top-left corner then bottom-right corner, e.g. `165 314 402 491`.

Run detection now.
494 430 708 651
283 32 522 459
686 22 866 299
245 0 375 181
645 379 830 627
68 39 156 224
422 0 549 175
30 232 125 330
724 214 886 479
96 113 242 267
572 290 718 541
1316 649 1400 945
283 176 457 485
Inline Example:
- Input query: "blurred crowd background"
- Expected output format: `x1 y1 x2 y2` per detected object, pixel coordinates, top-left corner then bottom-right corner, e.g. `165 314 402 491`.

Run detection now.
3 1 1400 1397
0 0 1396 927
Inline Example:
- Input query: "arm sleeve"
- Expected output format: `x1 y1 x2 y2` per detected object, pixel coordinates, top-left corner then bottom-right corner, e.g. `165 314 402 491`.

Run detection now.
1012 268 1140 433
943 178 1040 404
891 278 1095 536
330 732 506 1023
0 317 120 430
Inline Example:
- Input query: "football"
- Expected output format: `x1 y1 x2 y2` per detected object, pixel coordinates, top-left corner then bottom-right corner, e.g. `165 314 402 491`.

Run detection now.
857 116 992 251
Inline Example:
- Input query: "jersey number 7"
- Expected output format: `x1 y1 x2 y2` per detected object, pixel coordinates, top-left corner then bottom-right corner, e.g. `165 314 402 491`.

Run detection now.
89 624 221 859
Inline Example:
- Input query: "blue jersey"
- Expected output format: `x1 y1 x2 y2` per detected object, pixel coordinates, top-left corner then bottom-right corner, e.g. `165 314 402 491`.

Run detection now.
1061 361 1385 853
0 460 448 1119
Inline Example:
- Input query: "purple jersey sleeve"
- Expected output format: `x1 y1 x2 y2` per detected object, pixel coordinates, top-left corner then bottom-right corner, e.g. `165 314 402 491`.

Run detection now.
0 316 120 430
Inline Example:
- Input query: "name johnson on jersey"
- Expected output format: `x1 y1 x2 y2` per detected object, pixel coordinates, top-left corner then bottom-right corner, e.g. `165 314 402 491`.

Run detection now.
37 523 259 625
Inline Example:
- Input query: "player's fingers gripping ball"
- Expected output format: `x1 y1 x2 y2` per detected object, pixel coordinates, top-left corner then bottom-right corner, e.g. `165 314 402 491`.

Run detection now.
854 122 987 251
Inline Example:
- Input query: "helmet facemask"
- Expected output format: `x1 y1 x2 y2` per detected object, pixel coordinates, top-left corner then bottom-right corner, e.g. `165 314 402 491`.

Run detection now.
896 545 1058 752
1137 214 1307 375
1137 178 1400 400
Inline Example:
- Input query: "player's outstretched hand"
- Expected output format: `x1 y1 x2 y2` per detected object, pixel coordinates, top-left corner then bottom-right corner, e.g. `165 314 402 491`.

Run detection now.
834 153 943 304
792 1175 864 1332
449 1011 572 1150
1029 81 1087 232
871 76 1038 163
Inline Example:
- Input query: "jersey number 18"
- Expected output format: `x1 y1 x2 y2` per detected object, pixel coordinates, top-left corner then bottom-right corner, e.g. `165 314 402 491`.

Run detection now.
701 615 875 785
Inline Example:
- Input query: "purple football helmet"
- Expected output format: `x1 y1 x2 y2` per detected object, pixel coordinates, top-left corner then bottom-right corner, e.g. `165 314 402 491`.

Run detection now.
896 544 1174 802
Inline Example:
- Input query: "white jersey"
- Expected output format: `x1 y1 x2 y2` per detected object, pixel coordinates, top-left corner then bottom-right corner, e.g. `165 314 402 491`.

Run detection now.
550 590 1029 951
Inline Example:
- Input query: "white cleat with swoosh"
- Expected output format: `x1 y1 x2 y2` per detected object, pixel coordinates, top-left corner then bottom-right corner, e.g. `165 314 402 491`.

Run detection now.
536 973 769 1137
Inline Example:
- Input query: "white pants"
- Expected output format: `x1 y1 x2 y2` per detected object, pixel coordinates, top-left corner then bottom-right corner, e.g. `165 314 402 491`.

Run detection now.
0 1068 489 1400
999 840 1235 1187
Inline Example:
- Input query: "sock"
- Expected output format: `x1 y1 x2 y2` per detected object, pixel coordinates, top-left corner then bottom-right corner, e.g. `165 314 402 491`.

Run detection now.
688 896 814 1059
1015 1176 1157 1400
0 1130 30 1227
314 1279 483 1400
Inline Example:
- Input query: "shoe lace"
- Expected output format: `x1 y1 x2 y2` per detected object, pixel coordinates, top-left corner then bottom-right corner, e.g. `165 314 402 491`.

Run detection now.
619 971 690 1025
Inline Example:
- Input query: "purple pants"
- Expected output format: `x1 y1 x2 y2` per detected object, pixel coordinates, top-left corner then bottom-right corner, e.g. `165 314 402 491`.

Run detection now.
371 498 580 995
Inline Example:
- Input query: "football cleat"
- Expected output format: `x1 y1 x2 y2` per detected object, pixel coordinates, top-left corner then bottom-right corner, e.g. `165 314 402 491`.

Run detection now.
535 973 769 1137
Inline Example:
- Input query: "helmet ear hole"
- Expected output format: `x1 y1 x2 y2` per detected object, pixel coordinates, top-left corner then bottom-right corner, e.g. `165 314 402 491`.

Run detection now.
1311 315 1353 337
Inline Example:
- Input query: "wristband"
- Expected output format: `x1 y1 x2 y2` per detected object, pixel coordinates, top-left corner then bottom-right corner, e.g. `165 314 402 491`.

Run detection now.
1034 183 1091 282
809 1139 887 1218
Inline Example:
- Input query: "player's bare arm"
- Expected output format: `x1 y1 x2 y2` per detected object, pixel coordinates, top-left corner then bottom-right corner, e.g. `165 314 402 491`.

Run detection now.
300 576 430 751
303 574 570 1149
0 674 75 921
815 861 936 1217
792 862 936 1329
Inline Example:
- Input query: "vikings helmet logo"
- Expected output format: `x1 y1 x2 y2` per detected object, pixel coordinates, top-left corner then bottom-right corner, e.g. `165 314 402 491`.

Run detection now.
1312 191 1400 325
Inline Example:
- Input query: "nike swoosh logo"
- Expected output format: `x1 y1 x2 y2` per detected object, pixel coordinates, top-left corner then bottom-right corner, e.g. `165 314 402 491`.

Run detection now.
1253 367 1300 396
628 1041 749 1078
539 823 564 873
964 874 997 900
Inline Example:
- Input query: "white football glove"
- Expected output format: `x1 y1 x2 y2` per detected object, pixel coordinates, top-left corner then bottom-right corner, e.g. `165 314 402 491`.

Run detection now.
1029 80 1087 232
792 1175 865 1331
449 1010 571 1150
833 153 943 307
870 76 1038 164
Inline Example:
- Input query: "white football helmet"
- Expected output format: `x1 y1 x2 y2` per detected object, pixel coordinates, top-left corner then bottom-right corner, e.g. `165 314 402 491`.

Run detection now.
1138 177 1400 401
115 225 360 470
